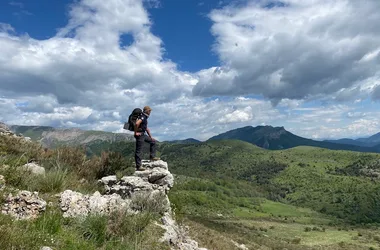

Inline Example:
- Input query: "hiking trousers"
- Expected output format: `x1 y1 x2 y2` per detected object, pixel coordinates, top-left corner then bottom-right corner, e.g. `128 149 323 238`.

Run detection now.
134 134 156 167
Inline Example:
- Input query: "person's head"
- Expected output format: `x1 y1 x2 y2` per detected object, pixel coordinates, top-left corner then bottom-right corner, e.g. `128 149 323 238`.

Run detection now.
143 106 152 115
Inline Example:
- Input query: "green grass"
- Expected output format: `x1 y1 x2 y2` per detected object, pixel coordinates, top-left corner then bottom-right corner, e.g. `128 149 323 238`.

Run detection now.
0 134 169 249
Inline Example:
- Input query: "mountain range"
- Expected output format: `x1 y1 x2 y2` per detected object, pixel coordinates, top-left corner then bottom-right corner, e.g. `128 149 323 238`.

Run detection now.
208 125 380 153
9 125 134 148
325 132 380 147
6 123 380 153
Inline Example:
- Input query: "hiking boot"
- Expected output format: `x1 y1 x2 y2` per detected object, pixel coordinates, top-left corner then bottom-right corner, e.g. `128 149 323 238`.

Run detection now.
150 157 160 161
136 166 146 171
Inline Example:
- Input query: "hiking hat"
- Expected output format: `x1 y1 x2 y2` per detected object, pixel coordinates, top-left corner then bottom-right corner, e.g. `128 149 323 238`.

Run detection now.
143 106 152 112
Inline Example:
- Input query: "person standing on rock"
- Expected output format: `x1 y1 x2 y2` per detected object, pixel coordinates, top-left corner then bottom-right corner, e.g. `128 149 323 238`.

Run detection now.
134 106 160 171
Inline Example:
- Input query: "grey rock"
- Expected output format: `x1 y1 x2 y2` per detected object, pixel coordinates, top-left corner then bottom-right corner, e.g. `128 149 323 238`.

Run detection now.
22 162 45 175
59 160 205 249
99 175 117 185
0 122 12 134
158 212 207 250
40 247 53 250
2 190 46 220
59 190 131 218
141 159 168 170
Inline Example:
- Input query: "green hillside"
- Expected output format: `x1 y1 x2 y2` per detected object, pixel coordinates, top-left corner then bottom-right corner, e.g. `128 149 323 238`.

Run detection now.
5 130 380 249
85 139 380 224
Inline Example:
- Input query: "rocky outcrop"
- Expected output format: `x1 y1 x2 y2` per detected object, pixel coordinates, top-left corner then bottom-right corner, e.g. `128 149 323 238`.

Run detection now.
2 190 47 220
22 162 46 175
0 122 13 135
100 160 174 197
0 122 31 141
60 160 173 218
60 159 205 250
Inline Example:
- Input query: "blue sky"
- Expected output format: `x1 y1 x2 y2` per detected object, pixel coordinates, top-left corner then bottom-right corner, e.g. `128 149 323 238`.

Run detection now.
0 0 220 72
1 0 380 141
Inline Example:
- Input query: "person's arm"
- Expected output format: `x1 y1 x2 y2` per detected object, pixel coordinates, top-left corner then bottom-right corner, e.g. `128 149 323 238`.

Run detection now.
134 119 142 136
146 127 155 141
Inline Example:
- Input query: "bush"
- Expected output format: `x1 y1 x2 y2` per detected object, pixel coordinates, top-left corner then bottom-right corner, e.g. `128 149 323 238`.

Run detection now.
0 135 43 162
95 151 130 179
44 146 86 172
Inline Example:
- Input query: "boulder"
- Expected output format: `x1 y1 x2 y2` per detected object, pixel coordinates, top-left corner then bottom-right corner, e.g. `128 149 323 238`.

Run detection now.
22 162 46 175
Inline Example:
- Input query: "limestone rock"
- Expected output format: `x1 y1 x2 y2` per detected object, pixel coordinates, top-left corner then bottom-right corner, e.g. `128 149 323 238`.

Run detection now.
99 175 117 186
0 122 12 135
159 212 207 250
99 161 174 198
22 162 46 175
2 190 46 220
59 190 131 218
232 240 249 250
61 160 204 249
141 159 168 170
40 247 53 250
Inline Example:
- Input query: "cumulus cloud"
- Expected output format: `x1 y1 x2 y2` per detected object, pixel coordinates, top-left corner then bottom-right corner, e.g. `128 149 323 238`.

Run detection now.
1 0 380 141
0 0 199 138
0 0 194 110
151 96 282 140
193 0 380 104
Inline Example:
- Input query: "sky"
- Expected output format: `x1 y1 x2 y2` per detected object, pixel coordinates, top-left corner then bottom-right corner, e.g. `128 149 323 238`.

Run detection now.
1 0 380 141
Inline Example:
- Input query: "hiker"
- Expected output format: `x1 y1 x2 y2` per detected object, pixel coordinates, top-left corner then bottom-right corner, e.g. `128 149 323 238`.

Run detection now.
134 106 159 171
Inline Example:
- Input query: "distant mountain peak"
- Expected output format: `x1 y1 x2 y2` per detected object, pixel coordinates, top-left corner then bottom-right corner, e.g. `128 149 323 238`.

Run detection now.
208 125 378 152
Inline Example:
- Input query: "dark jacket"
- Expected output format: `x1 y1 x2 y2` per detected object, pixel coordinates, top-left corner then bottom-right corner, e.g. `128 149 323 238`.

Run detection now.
138 113 149 133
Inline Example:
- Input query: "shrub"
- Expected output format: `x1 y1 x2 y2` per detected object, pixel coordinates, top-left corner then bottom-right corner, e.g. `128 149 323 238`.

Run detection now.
44 146 86 172
304 227 312 232
0 135 43 162
95 151 130 179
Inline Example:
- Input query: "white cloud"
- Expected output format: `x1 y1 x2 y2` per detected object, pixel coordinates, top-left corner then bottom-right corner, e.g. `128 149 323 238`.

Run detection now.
1 0 380 142
193 0 380 104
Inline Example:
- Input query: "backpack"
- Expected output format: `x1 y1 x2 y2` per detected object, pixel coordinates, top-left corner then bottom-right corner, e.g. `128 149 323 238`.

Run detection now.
124 108 142 131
